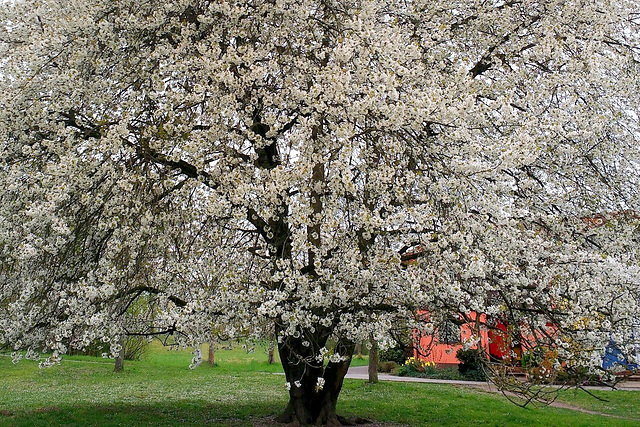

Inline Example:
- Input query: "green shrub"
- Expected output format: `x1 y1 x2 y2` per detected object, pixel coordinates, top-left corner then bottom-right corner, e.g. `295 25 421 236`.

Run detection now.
456 348 486 381
122 336 149 361
67 336 149 361
396 364 409 376
379 347 406 364
378 361 398 373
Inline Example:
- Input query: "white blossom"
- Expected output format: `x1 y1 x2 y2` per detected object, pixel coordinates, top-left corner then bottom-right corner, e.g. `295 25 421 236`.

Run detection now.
0 0 639 419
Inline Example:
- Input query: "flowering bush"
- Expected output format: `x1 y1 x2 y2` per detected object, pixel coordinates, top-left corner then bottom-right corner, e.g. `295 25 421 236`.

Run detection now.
398 357 437 377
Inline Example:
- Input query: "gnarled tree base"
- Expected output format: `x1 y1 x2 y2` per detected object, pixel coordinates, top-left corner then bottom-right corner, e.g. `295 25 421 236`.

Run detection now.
276 403 371 426
276 329 371 426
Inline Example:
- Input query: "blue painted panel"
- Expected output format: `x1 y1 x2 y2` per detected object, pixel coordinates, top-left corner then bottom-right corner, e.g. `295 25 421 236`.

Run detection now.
602 339 638 370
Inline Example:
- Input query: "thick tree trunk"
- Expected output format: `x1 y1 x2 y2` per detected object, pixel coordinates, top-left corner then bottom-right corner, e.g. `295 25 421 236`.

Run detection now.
276 332 365 425
368 337 378 384
208 340 216 366
114 335 125 372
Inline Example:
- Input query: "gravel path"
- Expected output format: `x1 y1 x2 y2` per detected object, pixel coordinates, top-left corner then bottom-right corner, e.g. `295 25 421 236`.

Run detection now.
345 365 640 391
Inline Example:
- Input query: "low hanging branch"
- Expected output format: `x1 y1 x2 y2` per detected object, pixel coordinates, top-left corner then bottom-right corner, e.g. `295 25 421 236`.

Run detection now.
1 0 640 425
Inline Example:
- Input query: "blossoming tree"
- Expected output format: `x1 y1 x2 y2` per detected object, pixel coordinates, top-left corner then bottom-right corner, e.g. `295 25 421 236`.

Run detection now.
1 0 640 424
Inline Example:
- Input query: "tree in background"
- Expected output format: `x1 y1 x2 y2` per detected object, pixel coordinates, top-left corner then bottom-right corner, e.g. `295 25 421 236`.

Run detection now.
1 0 640 424
368 336 378 384
114 335 125 373
208 339 216 367
268 334 276 365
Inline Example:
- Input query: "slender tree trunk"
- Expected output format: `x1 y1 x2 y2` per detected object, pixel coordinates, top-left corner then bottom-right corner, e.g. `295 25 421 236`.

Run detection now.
114 335 125 373
208 340 216 366
268 335 275 364
368 337 378 383
355 342 362 359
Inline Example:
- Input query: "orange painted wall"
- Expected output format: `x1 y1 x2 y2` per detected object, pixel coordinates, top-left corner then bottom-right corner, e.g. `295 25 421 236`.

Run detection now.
415 312 490 365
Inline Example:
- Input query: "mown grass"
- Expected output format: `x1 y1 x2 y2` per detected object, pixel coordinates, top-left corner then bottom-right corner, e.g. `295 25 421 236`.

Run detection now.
556 387 640 420
0 342 638 426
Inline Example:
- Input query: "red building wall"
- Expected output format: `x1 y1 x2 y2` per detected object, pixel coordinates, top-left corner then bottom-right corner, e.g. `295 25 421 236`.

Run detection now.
415 312 519 366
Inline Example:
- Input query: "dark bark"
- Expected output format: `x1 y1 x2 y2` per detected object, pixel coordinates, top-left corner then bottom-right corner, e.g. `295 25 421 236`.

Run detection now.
276 332 367 425
368 337 378 384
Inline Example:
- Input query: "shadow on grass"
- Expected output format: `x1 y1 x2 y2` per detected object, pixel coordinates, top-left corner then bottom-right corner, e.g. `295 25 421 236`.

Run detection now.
0 401 284 427
2 384 637 427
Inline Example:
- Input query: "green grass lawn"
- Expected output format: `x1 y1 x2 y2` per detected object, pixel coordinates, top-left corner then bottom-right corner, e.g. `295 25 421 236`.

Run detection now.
0 342 638 426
